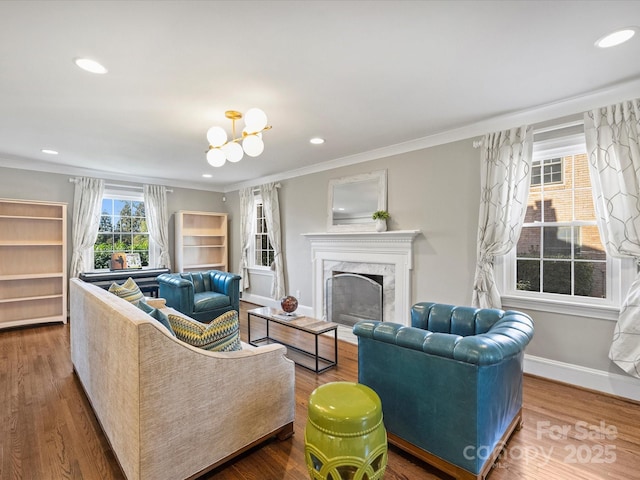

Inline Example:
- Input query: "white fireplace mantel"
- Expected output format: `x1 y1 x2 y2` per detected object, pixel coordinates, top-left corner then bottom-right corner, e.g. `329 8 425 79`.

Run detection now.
302 230 420 324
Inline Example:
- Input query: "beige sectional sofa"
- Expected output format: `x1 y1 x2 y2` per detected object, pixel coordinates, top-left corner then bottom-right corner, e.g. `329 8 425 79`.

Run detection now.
69 278 295 480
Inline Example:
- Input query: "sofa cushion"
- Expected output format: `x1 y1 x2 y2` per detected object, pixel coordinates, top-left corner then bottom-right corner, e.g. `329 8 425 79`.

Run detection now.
193 291 230 313
137 300 176 337
167 310 242 352
108 277 145 305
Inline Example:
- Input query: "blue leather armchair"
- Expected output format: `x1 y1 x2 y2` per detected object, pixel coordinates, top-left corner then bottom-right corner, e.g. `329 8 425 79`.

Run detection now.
157 270 241 323
354 302 534 480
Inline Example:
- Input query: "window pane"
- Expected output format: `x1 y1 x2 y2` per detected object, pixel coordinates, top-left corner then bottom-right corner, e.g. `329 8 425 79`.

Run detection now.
573 154 591 188
517 226 541 257
99 215 113 232
120 217 132 233
543 191 572 222
114 199 128 214
517 259 540 291
543 226 572 259
131 201 145 216
95 233 113 246
524 192 542 222
575 225 605 260
574 188 596 221
542 261 571 294
575 261 606 298
101 199 113 215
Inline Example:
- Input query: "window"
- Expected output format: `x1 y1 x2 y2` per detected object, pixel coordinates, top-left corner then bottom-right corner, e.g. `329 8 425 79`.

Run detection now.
94 192 150 269
252 197 274 268
516 152 606 298
531 157 563 186
500 126 631 319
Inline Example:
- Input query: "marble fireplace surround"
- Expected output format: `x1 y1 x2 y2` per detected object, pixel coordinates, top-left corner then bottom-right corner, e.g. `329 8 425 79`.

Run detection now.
303 231 420 328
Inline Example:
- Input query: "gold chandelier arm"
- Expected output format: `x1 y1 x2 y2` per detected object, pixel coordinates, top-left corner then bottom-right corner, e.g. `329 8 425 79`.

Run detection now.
207 125 272 149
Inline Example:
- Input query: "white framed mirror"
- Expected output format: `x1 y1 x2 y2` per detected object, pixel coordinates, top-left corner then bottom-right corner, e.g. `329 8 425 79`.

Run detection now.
327 170 387 232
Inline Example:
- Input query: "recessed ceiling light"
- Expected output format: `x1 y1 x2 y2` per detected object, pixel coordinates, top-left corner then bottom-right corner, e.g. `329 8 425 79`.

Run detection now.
202 174 212 178
41 149 59 155
595 27 637 48
310 137 325 145
74 57 108 74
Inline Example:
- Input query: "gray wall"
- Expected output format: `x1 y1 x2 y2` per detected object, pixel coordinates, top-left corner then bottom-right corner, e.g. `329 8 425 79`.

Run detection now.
226 137 626 377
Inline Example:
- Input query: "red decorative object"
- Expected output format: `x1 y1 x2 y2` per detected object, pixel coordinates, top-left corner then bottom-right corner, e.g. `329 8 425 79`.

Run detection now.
280 296 299 314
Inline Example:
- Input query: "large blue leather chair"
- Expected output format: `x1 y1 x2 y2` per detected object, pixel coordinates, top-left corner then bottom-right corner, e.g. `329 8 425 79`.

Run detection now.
157 270 241 323
354 302 534 480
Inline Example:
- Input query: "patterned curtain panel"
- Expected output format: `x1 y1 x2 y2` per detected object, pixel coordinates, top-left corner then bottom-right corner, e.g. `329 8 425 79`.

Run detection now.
260 182 286 300
70 177 105 278
238 187 253 291
472 126 533 309
143 184 171 269
585 98 640 378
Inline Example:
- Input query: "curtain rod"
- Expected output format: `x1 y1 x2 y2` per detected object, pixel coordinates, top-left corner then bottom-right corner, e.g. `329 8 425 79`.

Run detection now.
252 183 281 193
472 120 585 149
69 178 173 193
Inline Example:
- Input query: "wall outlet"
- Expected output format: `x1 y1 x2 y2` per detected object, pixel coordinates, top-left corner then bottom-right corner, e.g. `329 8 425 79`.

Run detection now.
296 289 301 299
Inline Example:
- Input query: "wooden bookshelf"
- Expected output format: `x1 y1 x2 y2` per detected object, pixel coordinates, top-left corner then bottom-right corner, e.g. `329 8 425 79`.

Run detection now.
174 210 228 273
0 198 67 329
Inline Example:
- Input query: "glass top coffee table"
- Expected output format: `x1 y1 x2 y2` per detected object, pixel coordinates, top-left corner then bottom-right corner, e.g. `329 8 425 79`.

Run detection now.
247 306 338 373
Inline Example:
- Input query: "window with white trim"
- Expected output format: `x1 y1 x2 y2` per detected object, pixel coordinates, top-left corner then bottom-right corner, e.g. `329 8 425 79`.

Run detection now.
251 196 274 269
94 190 150 269
499 126 630 318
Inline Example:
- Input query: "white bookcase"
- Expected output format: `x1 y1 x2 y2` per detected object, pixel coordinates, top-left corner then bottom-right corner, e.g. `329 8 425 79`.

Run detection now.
174 210 228 273
0 198 67 329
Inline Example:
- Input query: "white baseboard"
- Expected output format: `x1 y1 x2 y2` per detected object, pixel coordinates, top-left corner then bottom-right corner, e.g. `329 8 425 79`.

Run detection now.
524 354 640 402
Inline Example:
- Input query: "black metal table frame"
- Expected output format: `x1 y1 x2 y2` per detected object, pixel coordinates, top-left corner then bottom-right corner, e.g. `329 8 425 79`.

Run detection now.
247 311 338 374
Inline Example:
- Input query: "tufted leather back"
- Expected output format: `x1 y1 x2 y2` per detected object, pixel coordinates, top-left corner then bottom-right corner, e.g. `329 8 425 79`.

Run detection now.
411 301 503 336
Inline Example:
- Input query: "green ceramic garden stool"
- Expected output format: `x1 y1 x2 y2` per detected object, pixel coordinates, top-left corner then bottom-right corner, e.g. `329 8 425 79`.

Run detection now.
304 381 387 480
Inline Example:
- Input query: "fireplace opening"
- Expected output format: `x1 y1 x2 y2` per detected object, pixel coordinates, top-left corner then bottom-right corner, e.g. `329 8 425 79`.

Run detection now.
326 272 383 327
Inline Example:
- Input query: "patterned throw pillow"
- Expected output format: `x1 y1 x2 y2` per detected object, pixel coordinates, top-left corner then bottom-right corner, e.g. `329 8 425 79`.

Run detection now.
168 310 241 352
137 300 176 337
108 277 145 305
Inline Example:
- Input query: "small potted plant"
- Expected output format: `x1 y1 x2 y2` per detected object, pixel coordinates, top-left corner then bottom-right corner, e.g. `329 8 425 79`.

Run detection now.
372 210 390 232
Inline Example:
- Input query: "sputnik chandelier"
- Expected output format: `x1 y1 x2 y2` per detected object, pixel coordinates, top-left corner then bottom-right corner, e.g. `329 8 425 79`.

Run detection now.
206 108 271 167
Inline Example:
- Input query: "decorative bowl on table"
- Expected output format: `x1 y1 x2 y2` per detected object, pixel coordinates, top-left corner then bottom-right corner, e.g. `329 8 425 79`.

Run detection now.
280 296 299 315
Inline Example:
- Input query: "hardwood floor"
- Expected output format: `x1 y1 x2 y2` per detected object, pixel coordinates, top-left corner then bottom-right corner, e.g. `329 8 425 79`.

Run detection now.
1 300 639 480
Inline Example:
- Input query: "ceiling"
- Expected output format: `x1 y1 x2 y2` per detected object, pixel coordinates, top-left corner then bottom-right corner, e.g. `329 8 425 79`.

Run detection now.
1 1 640 192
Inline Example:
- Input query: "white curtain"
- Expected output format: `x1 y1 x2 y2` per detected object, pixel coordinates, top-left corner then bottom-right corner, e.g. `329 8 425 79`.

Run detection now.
143 184 171 269
238 187 254 292
260 182 286 300
70 177 105 278
472 126 533 309
584 98 640 378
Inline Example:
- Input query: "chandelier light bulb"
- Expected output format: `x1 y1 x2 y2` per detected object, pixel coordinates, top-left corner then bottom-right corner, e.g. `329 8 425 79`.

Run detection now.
207 126 228 147
244 108 268 133
223 142 244 162
243 135 265 157
206 148 226 167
